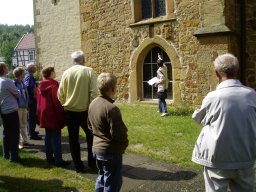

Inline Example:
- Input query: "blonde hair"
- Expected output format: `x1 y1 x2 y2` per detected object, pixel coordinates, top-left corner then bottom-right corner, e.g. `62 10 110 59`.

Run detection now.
13 67 25 78
97 73 117 96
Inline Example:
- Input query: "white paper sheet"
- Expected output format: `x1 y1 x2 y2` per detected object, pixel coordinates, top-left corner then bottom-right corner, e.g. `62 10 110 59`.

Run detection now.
147 77 159 86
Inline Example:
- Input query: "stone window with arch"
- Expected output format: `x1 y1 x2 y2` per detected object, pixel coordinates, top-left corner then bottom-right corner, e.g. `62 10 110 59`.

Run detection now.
132 0 175 24
143 47 173 100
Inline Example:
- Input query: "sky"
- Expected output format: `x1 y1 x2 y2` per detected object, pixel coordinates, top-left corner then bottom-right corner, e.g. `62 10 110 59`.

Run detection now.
0 0 34 26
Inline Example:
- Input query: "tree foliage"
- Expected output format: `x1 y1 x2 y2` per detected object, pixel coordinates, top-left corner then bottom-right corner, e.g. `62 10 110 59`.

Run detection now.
0 24 34 68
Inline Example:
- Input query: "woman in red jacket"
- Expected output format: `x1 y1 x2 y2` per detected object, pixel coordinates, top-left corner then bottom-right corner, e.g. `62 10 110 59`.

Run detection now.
37 67 69 167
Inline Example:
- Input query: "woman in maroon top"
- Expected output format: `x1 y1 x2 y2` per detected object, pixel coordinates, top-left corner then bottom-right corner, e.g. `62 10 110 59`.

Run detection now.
37 67 69 167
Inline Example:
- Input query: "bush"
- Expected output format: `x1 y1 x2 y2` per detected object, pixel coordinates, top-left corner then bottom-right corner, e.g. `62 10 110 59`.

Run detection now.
168 104 195 116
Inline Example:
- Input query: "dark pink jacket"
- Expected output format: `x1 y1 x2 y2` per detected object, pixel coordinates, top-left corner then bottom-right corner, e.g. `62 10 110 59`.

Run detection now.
37 78 65 129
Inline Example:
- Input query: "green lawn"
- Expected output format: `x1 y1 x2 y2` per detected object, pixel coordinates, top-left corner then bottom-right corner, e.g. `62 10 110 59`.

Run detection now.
0 104 201 191
119 104 201 169
0 147 94 192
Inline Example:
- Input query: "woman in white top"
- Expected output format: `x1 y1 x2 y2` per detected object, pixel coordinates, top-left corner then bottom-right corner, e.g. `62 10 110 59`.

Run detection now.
155 55 168 117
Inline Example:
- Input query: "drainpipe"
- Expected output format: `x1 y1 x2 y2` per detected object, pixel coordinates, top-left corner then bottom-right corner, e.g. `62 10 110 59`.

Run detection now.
239 0 246 84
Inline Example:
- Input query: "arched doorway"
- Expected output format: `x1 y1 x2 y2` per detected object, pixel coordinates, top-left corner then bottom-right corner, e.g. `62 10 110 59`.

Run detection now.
129 36 180 103
142 47 173 100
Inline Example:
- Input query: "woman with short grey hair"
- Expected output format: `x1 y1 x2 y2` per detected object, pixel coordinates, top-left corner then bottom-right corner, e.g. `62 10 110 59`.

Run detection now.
0 63 21 162
13 67 33 149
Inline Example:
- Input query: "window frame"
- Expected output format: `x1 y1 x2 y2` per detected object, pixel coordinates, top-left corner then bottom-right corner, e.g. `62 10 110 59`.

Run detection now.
132 0 175 26
142 47 173 100
28 50 35 62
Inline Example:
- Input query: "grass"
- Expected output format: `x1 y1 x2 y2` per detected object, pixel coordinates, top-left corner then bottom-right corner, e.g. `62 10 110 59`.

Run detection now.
118 104 201 169
63 104 200 169
0 104 201 192
0 146 94 192
63 104 202 169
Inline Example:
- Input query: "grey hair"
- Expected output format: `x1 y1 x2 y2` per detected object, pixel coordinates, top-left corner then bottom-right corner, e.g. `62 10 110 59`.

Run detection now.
97 73 117 96
26 62 36 70
71 50 85 63
213 53 239 78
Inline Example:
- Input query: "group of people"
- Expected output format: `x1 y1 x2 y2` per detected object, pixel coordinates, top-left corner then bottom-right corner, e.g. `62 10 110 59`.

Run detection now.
1 51 256 192
0 62 41 163
0 50 128 191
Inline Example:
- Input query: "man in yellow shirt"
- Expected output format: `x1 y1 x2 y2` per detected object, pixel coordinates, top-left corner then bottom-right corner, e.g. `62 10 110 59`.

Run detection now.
58 50 97 173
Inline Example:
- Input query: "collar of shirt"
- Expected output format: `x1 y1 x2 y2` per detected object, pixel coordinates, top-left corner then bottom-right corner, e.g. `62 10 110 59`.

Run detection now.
216 79 242 90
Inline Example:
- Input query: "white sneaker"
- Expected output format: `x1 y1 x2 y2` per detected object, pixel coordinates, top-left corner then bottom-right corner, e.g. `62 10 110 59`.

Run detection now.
19 145 24 149
161 113 168 117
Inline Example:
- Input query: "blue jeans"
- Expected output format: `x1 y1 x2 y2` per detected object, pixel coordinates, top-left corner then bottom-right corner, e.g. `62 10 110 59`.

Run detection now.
94 153 123 192
1 111 20 161
45 129 62 165
158 98 167 113
27 99 37 136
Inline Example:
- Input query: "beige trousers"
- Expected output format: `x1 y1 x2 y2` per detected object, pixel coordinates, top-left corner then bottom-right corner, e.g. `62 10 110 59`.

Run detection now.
18 108 29 144
203 166 254 192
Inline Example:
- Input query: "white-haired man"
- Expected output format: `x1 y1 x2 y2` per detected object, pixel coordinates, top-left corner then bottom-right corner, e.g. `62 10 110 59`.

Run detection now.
24 62 42 140
58 50 97 173
192 53 256 191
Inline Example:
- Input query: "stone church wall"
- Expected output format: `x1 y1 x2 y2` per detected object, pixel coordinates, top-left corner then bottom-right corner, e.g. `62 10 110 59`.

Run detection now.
246 1 256 88
35 0 254 104
80 0 233 104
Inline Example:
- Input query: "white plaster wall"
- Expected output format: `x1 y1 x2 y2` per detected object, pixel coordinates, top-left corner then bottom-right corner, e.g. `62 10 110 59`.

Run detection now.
35 0 81 80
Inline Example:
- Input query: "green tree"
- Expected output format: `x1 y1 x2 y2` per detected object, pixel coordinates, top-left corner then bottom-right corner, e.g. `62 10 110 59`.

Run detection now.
0 24 34 68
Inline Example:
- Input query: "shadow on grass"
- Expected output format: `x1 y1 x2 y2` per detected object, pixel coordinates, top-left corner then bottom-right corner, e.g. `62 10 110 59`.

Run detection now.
123 164 197 181
0 175 78 192
0 144 50 169
19 156 50 169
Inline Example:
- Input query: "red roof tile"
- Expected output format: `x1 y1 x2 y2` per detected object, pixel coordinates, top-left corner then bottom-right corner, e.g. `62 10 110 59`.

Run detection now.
15 33 35 50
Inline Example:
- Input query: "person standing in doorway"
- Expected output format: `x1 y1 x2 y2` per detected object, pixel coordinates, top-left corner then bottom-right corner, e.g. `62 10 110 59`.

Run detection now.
155 54 169 117
24 62 42 140
58 50 97 173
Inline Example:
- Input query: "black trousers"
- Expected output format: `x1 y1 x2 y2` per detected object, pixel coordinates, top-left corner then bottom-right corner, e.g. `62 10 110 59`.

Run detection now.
65 110 94 168
27 99 37 136
2 111 20 161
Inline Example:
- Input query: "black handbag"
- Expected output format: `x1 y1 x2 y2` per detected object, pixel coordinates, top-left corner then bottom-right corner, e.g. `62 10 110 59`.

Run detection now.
157 90 167 99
